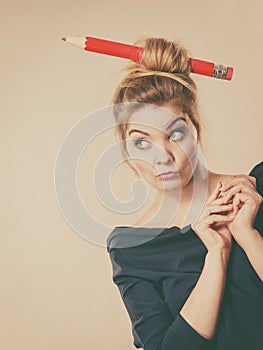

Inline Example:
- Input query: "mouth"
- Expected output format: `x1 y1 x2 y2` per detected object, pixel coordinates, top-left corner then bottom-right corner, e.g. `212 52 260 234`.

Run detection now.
156 171 179 180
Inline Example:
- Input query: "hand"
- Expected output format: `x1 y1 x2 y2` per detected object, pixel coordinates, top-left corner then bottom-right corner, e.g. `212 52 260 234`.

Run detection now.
191 181 234 253
218 174 263 243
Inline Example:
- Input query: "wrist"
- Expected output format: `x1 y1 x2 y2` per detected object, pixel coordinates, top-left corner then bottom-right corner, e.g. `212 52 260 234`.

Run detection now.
234 228 262 250
206 249 231 264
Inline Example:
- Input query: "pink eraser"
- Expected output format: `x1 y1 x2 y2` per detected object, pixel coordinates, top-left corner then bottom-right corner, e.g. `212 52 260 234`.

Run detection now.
226 67 234 80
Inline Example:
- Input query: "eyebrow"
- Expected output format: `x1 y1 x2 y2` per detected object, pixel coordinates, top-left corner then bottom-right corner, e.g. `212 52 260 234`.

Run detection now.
128 117 187 136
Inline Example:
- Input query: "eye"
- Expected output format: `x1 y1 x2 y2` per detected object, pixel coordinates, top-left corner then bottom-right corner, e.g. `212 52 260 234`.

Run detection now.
132 138 151 150
168 127 185 141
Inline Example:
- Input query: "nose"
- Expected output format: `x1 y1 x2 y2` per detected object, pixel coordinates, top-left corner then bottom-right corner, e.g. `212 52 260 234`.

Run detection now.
154 141 175 164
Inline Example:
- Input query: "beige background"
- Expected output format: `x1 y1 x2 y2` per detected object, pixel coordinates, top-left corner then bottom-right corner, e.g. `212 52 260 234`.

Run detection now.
1 0 263 349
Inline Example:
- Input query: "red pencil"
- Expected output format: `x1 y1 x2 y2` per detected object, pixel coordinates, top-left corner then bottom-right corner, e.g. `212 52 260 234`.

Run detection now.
62 35 233 80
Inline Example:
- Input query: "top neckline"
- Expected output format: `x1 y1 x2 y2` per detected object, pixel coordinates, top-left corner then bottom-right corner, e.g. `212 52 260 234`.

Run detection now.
115 225 180 229
114 223 192 233
107 224 194 251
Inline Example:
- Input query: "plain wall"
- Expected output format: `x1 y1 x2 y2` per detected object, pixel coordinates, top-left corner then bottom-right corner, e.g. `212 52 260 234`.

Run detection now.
1 0 263 349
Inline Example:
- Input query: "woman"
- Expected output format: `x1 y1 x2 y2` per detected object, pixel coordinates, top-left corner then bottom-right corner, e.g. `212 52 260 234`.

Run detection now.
106 36 263 350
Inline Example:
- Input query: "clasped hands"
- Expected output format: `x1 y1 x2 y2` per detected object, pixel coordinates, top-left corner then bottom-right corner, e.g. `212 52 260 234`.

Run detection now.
217 174 263 244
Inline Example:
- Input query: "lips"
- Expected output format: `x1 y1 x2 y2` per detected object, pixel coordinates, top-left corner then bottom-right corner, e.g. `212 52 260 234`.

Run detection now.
157 171 179 180
157 171 178 177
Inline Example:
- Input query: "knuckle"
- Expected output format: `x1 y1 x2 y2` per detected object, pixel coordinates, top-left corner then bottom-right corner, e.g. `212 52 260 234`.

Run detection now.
237 174 253 186
249 176 257 186
239 178 247 185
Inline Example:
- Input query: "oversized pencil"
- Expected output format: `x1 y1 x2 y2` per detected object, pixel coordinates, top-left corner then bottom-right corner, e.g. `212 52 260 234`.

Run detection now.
62 35 233 80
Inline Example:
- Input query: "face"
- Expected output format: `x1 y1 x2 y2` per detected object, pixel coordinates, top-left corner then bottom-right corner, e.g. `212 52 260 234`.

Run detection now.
125 104 199 192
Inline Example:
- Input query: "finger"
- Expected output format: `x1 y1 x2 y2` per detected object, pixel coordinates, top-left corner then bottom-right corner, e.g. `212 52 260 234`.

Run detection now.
221 181 254 194
204 214 235 225
211 196 233 205
221 183 256 204
235 175 257 188
221 186 242 204
205 203 233 215
232 195 242 216
220 176 236 192
248 175 257 187
208 195 233 207
232 191 260 206
231 192 262 217
221 175 255 192
208 181 223 203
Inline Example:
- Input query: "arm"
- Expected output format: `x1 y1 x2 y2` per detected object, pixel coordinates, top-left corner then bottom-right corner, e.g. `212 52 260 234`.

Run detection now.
110 249 230 350
180 249 230 340
243 161 263 281
236 228 263 282
219 163 263 282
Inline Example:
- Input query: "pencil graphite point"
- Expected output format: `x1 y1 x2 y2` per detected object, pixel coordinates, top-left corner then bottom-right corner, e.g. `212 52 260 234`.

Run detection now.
62 37 66 41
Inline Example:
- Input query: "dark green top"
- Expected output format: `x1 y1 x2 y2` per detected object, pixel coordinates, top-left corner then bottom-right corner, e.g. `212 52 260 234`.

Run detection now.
107 162 263 350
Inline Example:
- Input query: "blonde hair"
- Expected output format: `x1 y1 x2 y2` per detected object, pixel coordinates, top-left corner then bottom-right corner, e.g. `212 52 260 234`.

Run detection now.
110 35 203 176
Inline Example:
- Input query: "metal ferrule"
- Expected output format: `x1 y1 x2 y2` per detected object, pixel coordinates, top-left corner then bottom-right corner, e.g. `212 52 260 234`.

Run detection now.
212 64 228 79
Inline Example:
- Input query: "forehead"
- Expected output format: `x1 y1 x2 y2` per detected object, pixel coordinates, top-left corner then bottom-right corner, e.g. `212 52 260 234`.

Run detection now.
126 104 187 133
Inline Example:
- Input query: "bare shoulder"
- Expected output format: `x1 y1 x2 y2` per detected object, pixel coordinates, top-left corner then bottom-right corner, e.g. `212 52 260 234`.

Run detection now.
212 172 252 182
208 171 239 190
215 173 237 184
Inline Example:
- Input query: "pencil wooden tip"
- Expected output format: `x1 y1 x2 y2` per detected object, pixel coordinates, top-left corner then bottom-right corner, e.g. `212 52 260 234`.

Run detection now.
61 37 66 41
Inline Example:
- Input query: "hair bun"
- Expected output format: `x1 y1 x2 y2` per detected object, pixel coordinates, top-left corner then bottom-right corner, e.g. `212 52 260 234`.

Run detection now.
133 36 191 76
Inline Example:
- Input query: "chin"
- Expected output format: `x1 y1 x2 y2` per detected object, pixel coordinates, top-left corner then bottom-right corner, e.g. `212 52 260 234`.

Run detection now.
151 178 184 192
164 182 184 192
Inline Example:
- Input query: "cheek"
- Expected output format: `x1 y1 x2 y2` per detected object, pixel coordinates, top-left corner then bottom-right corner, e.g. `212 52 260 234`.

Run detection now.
126 143 155 164
133 159 155 174
177 136 198 163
